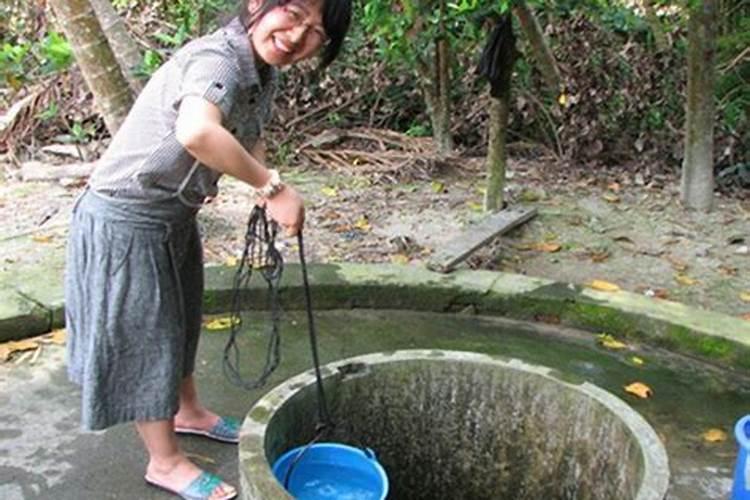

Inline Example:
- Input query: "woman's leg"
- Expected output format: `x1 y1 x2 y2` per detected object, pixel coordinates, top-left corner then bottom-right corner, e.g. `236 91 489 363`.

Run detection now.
137 419 235 498
174 375 223 430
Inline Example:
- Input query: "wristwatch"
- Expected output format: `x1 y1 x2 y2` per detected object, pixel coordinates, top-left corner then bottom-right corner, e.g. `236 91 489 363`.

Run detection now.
257 169 284 199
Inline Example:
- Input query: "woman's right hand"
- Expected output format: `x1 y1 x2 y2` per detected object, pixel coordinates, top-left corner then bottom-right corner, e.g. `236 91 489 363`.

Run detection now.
264 185 305 236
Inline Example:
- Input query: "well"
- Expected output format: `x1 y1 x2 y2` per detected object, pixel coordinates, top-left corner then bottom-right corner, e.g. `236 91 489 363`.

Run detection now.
239 350 670 499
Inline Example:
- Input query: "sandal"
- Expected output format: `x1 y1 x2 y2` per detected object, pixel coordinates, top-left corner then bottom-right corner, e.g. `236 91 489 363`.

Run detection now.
145 470 237 500
175 416 240 444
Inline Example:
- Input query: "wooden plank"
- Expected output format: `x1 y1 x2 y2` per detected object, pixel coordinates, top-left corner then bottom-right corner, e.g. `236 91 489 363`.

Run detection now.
427 207 537 273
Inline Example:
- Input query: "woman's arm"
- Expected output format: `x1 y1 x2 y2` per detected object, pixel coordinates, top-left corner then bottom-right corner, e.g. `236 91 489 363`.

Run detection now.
175 96 304 235
175 95 272 188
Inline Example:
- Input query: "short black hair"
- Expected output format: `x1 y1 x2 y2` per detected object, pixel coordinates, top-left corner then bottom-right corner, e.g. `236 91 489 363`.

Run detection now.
239 0 352 68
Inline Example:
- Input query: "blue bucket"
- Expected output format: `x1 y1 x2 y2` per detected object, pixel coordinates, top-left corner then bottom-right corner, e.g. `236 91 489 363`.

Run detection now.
272 443 388 500
734 415 750 500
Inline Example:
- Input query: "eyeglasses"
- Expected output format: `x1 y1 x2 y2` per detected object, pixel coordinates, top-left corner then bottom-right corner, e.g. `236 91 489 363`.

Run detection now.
281 3 329 47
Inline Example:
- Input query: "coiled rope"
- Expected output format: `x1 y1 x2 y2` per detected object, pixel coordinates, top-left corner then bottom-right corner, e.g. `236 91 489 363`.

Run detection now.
222 203 334 443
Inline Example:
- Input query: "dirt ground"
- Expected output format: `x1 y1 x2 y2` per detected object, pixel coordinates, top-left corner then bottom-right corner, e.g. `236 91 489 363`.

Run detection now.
1 156 749 318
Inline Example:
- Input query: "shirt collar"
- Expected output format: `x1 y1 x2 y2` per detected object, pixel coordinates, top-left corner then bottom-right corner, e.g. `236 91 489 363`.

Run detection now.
223 17 265 93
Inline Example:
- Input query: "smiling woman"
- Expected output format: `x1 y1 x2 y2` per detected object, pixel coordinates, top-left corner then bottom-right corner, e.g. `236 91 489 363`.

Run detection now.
64 0 351 498
240 0 351 67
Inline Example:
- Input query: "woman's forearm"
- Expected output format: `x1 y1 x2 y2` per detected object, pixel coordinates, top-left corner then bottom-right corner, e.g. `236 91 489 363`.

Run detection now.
179 122 272 189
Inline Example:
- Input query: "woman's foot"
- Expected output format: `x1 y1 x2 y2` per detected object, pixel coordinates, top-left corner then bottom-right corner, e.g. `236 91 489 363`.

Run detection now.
174 406 221 433
174 408 240 444
145 454 236 499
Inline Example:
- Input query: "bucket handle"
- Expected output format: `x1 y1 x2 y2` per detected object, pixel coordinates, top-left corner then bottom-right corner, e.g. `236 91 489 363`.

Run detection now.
363 447 377 461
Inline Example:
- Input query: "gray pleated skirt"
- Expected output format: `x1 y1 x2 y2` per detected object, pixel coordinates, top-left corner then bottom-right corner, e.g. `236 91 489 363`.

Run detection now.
65 189 203 430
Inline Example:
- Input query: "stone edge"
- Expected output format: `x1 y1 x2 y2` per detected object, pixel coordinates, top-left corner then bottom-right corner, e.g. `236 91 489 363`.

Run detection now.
2 263 749 371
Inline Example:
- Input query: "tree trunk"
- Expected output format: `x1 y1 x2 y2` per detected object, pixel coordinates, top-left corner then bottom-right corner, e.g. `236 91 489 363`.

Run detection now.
479 16 516 212
431 35 453 155
48 0 134 135
89 0 144 94
512 0 561 93
643 0 669 51
681 0 716 212
484 96 510 211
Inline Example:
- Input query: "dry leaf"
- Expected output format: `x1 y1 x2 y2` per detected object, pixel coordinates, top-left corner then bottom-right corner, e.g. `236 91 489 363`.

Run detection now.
624 382 653 399
701 428 727 443
354 216 371 232
466 201 483 212
431 181 445 193
602 193 620 203
607 182 621 192
44 329 66 345
718 265 738 276
666 256 689 272
742 313 750 321
590 251 610 263
321 186 338 198
32 235 54 243
0 339 40 362
630 356 645 366
225 256 239 267
391 254 410 264
534 242 562 253
186 452 217 465
675 274 698 286
597 333 627 350
588 280 621 292
740 292 750 303
558 93 568 106
204 317 239 331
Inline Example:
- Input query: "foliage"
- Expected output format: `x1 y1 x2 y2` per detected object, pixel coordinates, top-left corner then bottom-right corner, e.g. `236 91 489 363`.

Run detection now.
1 30 72 91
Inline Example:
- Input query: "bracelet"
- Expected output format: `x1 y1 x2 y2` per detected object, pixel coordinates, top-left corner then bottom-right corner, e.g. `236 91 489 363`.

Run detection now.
256 169 284 199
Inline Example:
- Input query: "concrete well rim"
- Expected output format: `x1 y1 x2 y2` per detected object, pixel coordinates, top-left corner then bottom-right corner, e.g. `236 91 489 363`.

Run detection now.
239 349 670 500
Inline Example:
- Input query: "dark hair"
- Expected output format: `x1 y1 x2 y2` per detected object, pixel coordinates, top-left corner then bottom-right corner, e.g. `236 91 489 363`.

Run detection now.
239 0 352 68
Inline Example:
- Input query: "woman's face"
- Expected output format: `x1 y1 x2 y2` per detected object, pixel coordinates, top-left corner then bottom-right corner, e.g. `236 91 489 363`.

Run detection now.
249 0 328 67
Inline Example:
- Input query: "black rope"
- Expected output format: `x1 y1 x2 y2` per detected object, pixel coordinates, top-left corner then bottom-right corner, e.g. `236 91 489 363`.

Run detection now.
223 206 336 490
223 205 284 390
281 231 336 489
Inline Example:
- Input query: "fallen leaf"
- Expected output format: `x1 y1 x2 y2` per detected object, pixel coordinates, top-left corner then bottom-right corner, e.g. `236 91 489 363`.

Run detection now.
702 428 727 443
466 201 483 212
589 250 610 262
186 452 217 465
558 93 568 106
321 186 338 198
675 274 699 286
718 264 738 276
354 216 371 232
225 256 239 267
431 181 445 193
666 256 689 272
740 292 750 303
597 333 627 350
630 356 645 366
0 339 40 362
644 288 670 299
43 329 66 345
534 314 561 324
588 280 621 292
602 193 620 203
204 317 239 331
534 242 562 253
607 182 621 192
391 254 410 264
624 382 652 399
742 313 750 321
32 235 54 243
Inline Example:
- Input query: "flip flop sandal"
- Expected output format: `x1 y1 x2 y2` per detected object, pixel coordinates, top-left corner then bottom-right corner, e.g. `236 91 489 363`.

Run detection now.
175 416 240 444
145 470 237 500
